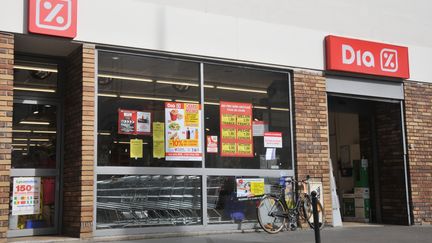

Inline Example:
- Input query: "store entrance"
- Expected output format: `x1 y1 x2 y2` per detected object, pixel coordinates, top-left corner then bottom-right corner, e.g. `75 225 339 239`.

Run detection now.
328 95 410 225
8 100 61 237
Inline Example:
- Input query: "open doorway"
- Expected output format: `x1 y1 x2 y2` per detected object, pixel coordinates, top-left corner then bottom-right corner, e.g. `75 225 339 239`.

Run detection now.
328 95 410 225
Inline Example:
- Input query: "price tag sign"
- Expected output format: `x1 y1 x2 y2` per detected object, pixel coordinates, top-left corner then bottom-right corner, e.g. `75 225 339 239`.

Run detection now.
222 128 236 139
237 129 251 140
222 143 236 153
236 115 251 126
238 143 252 154
221 114 236 125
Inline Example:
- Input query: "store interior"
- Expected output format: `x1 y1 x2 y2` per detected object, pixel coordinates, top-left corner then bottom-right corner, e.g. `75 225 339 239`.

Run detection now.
328 95 409 225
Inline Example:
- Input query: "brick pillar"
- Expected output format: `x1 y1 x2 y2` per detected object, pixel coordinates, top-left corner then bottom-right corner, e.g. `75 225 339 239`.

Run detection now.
0 33 14 241
63 44 95 238
292 70 332 225
404 81 432 225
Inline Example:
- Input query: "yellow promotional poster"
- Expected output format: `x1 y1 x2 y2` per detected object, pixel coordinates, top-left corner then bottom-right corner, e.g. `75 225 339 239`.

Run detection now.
153 122 165 158
250 181 265 196
130 139 143 158
236 178 265 198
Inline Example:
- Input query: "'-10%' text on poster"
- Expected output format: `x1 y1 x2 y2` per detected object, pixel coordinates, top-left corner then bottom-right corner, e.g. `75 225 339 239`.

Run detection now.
165 102 202 161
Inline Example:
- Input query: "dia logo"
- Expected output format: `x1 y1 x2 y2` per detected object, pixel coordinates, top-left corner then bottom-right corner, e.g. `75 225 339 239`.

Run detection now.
342 44 375 68
28 0 77 38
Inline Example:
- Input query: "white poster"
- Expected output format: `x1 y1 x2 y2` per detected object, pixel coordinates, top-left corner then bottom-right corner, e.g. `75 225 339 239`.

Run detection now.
165 102 202 161
264 132 283 148
136 111 151 134
12 177 41 216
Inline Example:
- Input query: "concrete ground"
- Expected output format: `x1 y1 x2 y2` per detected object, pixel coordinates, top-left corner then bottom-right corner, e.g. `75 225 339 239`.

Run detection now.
8 224 432 243
115 224 432 243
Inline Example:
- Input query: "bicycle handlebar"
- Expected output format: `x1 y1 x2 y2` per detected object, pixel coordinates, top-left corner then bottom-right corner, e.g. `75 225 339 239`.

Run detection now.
285 175 310 184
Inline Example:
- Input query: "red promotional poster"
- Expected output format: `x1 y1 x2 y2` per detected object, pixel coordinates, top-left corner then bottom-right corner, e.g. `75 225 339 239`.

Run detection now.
220 101 253 157
118 109 152 135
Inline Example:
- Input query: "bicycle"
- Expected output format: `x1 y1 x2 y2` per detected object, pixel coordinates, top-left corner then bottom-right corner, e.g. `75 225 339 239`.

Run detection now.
256 175 325 234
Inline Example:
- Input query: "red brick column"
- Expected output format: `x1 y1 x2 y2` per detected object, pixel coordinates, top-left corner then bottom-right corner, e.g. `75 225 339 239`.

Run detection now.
0 32 14 241
404 81 432 225
292 70 333 225
63 44 95 238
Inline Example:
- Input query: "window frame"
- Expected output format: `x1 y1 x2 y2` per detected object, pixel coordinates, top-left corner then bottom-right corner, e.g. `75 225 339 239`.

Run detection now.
93 49 295 235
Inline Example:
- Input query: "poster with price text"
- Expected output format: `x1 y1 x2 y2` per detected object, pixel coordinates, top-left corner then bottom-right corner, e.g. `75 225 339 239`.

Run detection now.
12 177 41 216
165 102 202 161
220 101 253 157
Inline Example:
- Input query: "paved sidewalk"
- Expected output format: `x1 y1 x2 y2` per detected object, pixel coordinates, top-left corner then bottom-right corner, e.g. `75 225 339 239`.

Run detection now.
114 224 432 243
7 224 432 243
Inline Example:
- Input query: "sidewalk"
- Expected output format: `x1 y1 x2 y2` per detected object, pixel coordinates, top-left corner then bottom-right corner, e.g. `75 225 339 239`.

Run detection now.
8 224 432 243
114 224 432 243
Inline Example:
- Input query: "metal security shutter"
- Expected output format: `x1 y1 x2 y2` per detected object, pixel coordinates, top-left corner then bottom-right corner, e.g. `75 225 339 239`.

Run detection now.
326 76 404 100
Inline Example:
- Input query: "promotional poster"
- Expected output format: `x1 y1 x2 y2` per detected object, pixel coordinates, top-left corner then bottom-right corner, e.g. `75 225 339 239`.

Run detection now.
165 102 202 161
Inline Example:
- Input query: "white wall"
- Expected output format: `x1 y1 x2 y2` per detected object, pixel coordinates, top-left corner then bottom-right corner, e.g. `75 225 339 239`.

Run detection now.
1 0 431 82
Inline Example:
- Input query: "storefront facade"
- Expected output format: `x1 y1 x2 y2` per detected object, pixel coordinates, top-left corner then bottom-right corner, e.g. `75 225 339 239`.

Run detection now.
0 0 431 240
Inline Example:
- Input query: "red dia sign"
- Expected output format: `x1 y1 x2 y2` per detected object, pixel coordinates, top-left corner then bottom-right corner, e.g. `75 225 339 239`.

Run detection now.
325 35 409 79
28 0 77 38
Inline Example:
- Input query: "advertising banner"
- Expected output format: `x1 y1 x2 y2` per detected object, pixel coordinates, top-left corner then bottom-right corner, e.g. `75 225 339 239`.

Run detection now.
118 109 152 135
165 102 202 161
236 178 265 198
220 101 253 157
12 177 41 216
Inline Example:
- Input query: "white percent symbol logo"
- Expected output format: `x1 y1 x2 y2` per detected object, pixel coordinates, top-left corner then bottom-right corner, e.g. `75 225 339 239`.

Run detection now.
43 1 65 25
35 0 72 31
380 48 399 72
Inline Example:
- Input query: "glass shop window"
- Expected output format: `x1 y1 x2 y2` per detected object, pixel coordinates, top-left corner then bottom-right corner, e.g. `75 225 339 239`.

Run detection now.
203 64 292 169
97 52 201 167
13 60 58 94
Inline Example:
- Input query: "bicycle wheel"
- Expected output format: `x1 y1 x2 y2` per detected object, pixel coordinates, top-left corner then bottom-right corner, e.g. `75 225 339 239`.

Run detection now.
257 195 287 234
302 197 325 230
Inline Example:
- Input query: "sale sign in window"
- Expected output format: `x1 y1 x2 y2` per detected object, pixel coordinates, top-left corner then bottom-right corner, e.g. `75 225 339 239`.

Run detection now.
165 102 202 161
220 101 253 157
12 177 41 216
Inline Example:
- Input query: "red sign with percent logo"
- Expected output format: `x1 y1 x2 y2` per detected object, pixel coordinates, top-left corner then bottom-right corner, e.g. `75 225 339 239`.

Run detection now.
28 0 77 38
325 35 409 79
